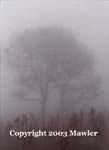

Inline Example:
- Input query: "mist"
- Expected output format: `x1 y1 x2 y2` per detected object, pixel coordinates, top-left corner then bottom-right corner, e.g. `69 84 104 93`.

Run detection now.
1 0 109 120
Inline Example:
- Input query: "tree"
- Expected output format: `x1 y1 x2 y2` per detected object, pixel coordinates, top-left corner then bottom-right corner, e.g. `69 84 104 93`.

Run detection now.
8 26 101 126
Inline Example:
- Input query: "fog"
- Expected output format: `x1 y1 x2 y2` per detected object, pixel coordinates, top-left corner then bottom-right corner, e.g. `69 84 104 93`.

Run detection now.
1 0 109 120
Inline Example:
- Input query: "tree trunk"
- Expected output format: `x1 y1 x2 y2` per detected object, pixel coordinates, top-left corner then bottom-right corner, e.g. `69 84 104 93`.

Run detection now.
60 88 65 128
41 89 48 129
41 101 46 129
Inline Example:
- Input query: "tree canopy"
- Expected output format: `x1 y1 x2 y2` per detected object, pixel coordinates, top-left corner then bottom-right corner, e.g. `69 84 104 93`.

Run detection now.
8 26 101 124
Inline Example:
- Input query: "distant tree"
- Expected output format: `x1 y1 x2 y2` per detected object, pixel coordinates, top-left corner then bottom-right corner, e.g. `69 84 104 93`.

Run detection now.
8 26 101 126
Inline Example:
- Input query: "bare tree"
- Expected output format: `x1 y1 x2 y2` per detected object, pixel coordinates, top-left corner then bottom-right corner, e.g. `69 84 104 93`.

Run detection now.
8 26 101 126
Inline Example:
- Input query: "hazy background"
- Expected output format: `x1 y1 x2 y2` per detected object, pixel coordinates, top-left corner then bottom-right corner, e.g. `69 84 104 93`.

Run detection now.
0 0 109 120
